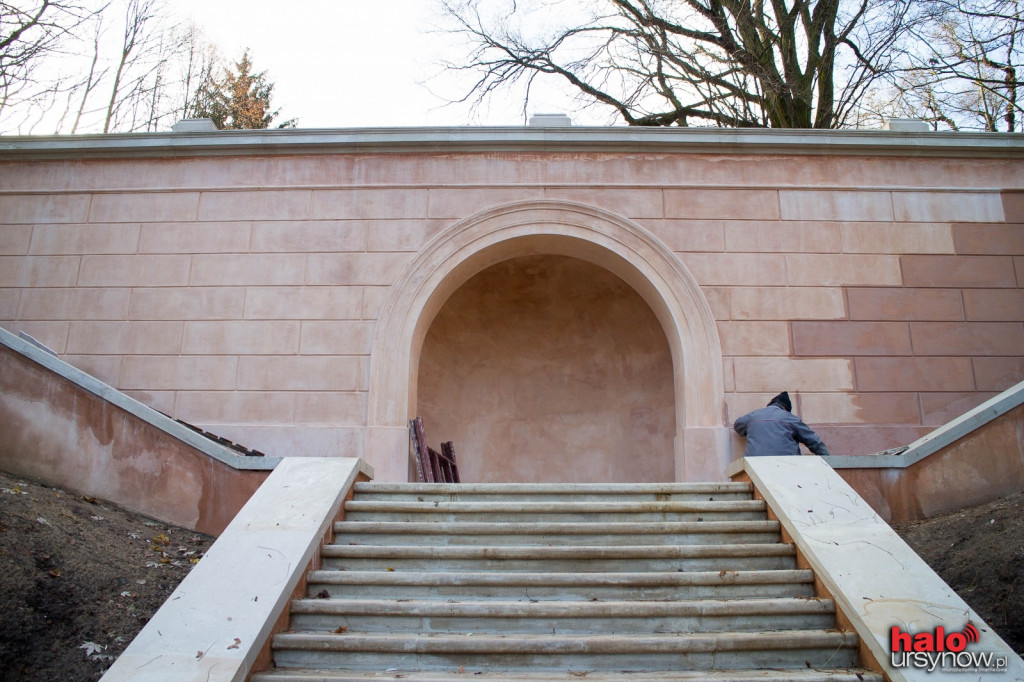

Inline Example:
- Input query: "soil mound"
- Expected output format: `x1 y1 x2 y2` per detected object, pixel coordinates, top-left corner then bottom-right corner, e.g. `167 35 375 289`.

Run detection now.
0 471 213 681
894 490 1024 654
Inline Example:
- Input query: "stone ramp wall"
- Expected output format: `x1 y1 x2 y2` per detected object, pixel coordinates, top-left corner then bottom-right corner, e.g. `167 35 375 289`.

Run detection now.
0 327 276 535
839 411 1024 522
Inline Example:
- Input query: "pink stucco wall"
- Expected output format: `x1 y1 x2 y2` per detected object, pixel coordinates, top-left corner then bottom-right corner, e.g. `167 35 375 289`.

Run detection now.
1 133 1022 482
0 342 268 535
839 402 1024 523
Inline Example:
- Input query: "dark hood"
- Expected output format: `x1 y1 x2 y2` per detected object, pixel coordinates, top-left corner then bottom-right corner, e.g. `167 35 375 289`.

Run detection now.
767 391 792 412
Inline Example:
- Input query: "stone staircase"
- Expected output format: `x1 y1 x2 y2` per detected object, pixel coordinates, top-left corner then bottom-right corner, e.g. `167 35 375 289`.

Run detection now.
251 482 882 681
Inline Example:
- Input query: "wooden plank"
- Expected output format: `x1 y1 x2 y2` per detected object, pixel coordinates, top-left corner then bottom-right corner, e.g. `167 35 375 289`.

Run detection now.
427 446 444 483
409 417 432 483
441 441 460 483
409 417 460 483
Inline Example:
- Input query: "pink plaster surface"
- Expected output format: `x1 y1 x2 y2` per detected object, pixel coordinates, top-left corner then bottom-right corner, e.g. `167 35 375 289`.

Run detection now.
0 147 1020 472
0 344 266 535
840 403 1024 523
417 255 676 483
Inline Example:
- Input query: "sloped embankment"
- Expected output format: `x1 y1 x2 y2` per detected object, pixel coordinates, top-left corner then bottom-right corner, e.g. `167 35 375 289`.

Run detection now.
0 470 213 681
894 490 1024 654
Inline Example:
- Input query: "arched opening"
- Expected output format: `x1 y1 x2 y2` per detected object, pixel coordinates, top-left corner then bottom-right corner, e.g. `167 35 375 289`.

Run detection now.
417 254 676 482
367 200 727 482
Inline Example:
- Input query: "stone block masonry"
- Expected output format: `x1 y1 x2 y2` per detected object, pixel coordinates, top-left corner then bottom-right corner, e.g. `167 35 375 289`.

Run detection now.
0 126 1021 480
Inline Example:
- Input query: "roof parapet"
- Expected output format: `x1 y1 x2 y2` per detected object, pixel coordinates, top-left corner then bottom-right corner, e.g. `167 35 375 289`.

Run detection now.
0 124 1020 160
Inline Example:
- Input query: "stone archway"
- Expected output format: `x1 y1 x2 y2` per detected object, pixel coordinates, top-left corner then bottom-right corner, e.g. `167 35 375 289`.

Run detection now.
366 200 727 482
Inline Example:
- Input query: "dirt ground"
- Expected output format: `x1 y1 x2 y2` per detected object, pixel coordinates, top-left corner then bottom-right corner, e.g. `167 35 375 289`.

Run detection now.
0 469 1021 680
0 470 214 681
893 490 1024 654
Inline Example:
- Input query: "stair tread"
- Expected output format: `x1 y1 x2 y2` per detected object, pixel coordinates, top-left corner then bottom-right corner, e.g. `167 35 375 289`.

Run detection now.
291 597 835 616
273 630 859 651
345 500 763 513
255 668 882 682
354 482 753 494
306 569 814 586
321 543 794 559
334 520 779 534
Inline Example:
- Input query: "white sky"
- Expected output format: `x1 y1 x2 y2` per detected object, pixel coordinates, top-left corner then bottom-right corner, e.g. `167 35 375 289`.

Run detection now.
169 0 607 128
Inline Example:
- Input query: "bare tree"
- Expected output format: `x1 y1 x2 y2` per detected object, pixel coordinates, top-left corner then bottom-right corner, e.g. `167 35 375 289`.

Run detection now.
101 0 175 132
177 21 216 120
882 0 1022 131
69 14 106 132
0 1 99 119
0 0 224 134
441 0 923 128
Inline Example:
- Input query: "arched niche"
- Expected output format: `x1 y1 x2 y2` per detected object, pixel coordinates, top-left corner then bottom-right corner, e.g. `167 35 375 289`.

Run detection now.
418 253 676 482
367 200 726 481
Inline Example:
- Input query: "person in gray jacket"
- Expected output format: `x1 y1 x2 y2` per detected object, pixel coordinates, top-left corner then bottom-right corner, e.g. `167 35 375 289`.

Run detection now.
733 391 831 457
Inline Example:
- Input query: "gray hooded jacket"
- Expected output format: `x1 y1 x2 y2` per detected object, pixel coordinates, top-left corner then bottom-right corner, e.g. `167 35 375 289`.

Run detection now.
733 404 831 457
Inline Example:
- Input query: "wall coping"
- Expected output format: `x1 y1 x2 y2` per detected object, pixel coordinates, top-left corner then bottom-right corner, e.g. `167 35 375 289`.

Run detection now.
0 125 1022 160
827 380 1024 470
100 457 372 682
0 326 279 471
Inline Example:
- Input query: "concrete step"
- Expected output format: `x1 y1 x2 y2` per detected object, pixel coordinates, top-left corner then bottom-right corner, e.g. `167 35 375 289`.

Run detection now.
319 543 797 572
332 520 781 546
342 499 767 523
288 597 837 634
268 630 861 671
352 481 754 502
264 482 872 679
305 569 818 601
255 667 885 682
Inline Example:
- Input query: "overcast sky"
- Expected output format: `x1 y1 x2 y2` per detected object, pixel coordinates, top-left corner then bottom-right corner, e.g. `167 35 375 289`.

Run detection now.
169 0 606 129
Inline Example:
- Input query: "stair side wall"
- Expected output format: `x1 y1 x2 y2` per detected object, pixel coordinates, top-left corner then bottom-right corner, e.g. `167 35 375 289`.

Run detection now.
735 455 1024 681
838 402 1024 522
0 340 269 534
99 457 372 682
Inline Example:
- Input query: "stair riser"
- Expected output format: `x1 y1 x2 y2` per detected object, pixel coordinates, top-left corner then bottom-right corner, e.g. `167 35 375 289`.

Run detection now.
270 647 860 672
305 583 816 601
343 511 767 522
288 612 837 634
320 556 797 572
332 532 781 546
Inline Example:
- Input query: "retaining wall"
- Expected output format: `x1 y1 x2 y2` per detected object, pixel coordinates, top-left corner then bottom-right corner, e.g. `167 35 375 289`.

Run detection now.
1 127 1022 481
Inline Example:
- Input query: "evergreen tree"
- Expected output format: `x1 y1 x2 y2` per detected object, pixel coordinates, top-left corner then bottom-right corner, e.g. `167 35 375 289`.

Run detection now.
189 49 294 129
